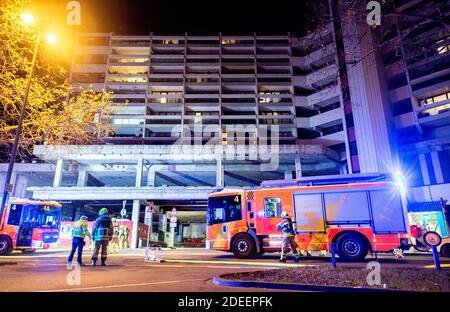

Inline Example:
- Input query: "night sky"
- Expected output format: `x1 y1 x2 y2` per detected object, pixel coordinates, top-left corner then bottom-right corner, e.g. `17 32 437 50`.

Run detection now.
37 0 314 36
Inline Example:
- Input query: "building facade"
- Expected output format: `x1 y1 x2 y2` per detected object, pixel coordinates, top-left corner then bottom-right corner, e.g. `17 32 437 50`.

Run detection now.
2 0 449 247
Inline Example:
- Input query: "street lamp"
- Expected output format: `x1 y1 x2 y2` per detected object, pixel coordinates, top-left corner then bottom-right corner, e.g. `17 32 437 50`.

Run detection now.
0 13 57 215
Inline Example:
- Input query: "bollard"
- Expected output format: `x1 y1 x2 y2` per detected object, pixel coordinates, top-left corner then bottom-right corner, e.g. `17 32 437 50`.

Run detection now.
431 245 442 271
330 243 337 268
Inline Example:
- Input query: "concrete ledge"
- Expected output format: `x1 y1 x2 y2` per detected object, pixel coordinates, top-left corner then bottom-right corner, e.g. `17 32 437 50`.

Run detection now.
212 277 405 292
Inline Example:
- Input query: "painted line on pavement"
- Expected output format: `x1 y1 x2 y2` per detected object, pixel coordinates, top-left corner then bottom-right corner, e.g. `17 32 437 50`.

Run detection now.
163 259 317 268
0 253 144 259
38 278 206 292
423 263 450 269
2 255 317 268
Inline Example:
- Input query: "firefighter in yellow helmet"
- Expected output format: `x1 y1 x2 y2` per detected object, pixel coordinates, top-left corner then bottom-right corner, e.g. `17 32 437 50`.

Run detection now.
91 208 113 266
277 211 300 263
109 217 120 253
118 224 130 249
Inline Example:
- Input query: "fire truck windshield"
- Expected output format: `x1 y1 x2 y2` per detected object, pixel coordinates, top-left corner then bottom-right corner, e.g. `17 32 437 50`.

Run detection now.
20 204 61 229
207 195 242 225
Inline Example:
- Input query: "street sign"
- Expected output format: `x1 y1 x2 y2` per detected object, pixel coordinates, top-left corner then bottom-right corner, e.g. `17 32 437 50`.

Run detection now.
145 202 155 219
170 207 178 224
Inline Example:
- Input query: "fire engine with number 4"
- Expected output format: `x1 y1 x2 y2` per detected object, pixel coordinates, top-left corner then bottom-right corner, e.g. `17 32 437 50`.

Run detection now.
206 173 446 261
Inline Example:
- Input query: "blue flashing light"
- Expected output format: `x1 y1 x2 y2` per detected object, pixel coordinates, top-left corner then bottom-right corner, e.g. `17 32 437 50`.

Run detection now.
394 171 407 194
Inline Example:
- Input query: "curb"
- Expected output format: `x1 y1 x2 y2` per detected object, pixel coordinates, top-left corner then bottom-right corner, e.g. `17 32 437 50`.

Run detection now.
212 277 404 292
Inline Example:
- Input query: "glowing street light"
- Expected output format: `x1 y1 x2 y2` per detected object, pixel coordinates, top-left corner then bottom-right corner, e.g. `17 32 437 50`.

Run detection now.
1 13 58 213
21 12 35 25
46 33 57 45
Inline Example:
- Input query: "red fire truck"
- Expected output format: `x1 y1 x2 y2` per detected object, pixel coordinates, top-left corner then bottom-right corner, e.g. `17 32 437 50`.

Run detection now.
0 198 62 255
206 174 414 261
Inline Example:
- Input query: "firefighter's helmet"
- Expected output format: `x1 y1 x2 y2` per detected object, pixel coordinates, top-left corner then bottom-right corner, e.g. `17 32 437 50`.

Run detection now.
80 215 88 221
99 208 108 215
281 211 290 219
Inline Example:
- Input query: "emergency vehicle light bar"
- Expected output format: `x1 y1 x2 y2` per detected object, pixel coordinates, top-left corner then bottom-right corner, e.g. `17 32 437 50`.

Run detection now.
261 173 391 188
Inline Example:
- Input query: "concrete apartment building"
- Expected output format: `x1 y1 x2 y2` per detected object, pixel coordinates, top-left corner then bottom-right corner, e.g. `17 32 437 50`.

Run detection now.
1 0 449 247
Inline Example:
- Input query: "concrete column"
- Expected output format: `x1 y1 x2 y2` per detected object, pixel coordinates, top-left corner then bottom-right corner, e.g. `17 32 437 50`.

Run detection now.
10 171 17 195
295 155 302 179
53 159 63 187
147 169 156 187
284 170 293 180
216 158 224 187
135 157 143 187
146 165 165 186
131 199 140 249
431 152 444 184
419 154 430 185
77 170 88 187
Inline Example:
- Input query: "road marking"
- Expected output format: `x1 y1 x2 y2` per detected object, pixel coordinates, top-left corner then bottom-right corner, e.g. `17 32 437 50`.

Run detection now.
164 259 317 268
0 253 144 259
38 278 206 292
423 263 450 269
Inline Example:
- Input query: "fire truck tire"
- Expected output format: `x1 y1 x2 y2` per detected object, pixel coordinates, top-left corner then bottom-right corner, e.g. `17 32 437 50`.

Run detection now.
21 249 37 254
440 244 450 258
0 236 13 256
231 234 256 259
335 232 368 262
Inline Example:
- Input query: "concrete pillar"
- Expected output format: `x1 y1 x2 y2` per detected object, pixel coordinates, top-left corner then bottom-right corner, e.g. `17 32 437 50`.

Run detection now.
77 170 88 187
419 154 430 185
53 159 63 187
431 152 444 184
10 171 17 195
284 170 293 180
131 199 140 249
135 157 143 187
216 158 224 187
295 155 302 179
147 169 156 187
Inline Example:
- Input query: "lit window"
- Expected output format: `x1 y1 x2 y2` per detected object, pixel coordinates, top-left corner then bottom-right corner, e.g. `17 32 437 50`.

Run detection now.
264 198 281 218
419 92 450 116
221 39 237 45
112 119 142 125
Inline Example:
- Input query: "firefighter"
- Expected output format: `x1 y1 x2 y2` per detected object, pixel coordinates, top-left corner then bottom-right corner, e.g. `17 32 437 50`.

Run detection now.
109 217 120 253
67 215 91 269
118 224 130 249
91 208 113 266
277 211 300 263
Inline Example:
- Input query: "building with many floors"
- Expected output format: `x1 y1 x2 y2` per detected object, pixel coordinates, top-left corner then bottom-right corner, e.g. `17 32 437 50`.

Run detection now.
1 0 449 247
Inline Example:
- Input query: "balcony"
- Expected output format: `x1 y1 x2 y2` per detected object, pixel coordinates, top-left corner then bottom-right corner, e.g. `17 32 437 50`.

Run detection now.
72 64 107 73
416 98 450 128
309 108 343 128
308 84 341 107
312 131 345 147
389 85 410 103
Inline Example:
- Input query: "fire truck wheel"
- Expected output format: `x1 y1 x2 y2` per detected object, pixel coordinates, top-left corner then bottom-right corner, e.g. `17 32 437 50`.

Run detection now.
441 244 450 258
335 233 368 262
232 234 256 259
0 236 13 256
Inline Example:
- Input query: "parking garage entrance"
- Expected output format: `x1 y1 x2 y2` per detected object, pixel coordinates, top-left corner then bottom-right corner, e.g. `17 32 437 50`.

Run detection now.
58 199 207 248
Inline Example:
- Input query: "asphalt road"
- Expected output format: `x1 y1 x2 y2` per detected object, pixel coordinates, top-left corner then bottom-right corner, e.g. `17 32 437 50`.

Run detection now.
0 248 448 292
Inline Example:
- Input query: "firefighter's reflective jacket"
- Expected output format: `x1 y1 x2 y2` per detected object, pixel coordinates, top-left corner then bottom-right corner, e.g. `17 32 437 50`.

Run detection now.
277 218 296 237
92 215 113 241
72 220 91 239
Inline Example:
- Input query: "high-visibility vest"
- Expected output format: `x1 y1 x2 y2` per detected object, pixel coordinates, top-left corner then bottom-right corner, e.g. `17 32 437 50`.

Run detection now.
72 220 90 239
